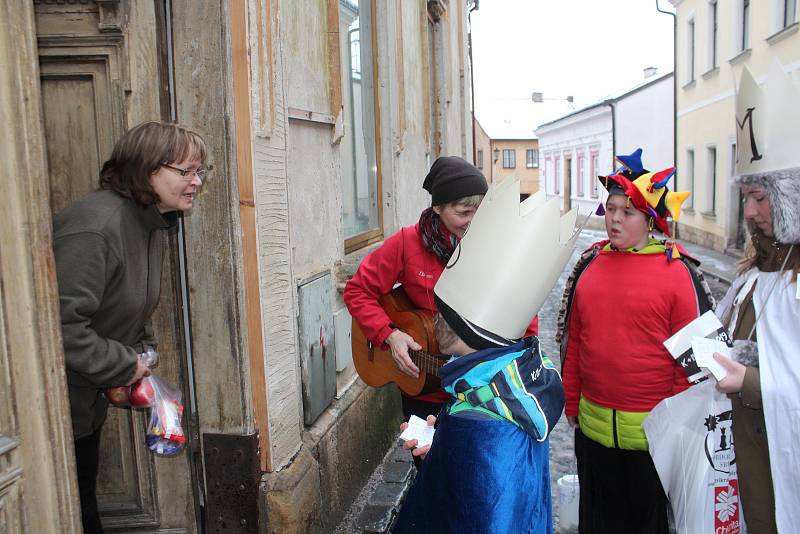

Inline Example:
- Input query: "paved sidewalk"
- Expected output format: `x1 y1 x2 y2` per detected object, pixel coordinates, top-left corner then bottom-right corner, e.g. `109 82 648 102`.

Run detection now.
334 229 738 534
679 239 738 284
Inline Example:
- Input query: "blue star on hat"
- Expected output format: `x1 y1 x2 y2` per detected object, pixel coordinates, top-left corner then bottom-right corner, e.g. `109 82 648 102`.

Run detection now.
615 148 645 174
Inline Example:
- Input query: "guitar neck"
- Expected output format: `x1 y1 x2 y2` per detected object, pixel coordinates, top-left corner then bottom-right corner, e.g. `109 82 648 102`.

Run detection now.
409 349 446 376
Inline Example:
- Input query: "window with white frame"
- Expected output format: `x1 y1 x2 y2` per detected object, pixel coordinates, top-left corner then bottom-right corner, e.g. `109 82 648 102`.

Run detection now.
526 149 539 168
577 153 586 197
708 1 718 69
502 149 516 169
687 18 696 83
554 157 561 195
685 148 695 209
783 0 798 28
545 157 552 193
590 152 599 198
706 146 717 214
476 149 483 169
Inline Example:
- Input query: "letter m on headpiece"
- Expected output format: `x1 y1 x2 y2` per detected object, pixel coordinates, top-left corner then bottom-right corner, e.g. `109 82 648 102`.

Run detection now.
736 107 762 164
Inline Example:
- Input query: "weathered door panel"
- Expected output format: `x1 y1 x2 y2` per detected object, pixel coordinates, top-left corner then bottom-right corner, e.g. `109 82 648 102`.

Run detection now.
0 296 24 533
34 1 199 531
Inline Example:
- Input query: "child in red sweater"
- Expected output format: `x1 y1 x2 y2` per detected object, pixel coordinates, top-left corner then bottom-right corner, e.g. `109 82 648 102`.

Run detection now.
557 149 714 533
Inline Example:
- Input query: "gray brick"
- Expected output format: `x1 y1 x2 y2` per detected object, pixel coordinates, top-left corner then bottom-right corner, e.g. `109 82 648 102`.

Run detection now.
387 442 412 463
368 482 408 508
357 504 395 534
382 460 414 484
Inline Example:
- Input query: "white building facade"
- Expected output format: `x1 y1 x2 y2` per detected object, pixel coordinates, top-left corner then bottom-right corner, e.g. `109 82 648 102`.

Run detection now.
616 73 675 173
536 104 612 225
536 72 674 227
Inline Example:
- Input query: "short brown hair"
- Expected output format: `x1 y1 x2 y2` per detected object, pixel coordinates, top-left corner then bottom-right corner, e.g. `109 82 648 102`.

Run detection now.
434 312 461 353
99 121 208 207
444 194 483 209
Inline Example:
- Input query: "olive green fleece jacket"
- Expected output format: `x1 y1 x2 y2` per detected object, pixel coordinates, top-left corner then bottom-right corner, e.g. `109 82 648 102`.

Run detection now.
53 189 175 439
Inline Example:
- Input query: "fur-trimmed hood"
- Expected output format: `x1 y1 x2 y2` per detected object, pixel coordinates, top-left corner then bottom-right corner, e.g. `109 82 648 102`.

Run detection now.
734 166 800 245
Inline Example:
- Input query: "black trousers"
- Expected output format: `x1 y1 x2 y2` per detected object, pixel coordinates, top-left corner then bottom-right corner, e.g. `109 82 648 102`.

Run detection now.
401 395 444 469
74 429 104 534
575 428 669 534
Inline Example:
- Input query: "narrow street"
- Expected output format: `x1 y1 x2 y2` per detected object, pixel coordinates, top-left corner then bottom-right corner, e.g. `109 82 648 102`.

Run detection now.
337 228 734 533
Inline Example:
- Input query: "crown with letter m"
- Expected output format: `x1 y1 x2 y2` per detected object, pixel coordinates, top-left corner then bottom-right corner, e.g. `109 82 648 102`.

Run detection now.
735 62 800 177
435 178 582 340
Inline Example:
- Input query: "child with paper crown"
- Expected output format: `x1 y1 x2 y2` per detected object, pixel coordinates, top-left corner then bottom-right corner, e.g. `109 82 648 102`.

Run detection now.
712 62 800 533
393 179 579 533
555 149 716 533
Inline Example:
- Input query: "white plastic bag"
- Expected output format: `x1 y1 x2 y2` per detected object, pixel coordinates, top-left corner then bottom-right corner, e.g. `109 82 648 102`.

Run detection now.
643 380 743 534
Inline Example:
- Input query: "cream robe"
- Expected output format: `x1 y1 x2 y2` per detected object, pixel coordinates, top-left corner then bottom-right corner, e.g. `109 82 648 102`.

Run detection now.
752 269 800 533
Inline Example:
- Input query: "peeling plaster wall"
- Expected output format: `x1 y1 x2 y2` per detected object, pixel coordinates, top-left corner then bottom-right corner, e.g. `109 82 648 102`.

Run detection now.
282 0 331 112
382 1 475 234
439 3 472 159
287 123 342 277
383 0 435 235
283 1 342 279
249 0 303 467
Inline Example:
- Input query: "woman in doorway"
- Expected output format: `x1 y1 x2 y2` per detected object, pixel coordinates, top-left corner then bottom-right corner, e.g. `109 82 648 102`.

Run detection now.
53 121 208 533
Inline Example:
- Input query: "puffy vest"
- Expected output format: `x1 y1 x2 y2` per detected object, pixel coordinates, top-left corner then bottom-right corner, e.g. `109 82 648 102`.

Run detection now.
578 396 649 451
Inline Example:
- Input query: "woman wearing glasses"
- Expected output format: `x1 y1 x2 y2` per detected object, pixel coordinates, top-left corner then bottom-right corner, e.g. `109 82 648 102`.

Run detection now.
52 121 208 533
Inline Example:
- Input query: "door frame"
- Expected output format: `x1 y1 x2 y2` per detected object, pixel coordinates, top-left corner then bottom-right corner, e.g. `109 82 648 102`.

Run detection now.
0 3 81 532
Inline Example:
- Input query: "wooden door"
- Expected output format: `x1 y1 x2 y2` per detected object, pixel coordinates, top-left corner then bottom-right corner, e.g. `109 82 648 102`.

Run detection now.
34 1 200 531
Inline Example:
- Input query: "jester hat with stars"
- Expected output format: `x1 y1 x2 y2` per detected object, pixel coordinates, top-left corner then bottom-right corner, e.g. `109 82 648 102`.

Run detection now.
599 148 690 236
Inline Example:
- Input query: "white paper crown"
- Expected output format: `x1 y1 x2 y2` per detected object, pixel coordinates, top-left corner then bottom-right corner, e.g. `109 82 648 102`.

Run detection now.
434 178 582 340
735 62 800 176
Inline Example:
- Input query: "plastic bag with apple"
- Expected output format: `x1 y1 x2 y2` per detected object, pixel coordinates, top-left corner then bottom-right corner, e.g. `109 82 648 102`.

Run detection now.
144 374 186 456
104 348 159 407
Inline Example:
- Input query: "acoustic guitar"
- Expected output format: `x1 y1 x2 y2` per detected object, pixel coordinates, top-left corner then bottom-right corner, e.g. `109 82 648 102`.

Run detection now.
351 287 449 396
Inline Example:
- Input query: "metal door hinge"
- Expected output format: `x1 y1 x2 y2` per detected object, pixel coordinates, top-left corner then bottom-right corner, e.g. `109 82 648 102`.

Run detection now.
203 432 261 533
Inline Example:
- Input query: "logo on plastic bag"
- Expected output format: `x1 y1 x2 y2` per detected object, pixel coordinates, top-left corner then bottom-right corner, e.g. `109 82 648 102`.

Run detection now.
703 411 734 473
704 411 740 533
714 480 741 533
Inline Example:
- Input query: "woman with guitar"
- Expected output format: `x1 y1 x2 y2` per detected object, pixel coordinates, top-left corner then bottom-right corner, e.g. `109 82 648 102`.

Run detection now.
344 156 539 458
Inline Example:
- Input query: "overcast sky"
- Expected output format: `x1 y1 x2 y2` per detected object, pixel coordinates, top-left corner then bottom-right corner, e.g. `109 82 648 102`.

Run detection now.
470 0 675 137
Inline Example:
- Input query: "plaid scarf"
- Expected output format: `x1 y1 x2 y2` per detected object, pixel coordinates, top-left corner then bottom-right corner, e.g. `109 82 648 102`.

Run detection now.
419 207 458 266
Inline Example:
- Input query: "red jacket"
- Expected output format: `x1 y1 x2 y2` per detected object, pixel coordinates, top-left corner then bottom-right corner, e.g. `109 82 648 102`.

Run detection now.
345 223 538 401
562 247 697 417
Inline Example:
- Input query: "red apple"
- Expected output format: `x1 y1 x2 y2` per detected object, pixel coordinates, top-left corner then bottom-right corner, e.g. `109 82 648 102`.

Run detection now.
129 377 155 408
105 386 131 407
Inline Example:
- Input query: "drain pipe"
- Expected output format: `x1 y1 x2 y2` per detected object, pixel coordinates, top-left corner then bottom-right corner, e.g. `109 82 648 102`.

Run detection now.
468 0 479 164
604 99 616 171
655 0 677 190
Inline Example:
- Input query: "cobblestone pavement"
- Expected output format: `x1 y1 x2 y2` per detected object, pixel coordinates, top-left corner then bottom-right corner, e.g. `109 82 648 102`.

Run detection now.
336 229 734 533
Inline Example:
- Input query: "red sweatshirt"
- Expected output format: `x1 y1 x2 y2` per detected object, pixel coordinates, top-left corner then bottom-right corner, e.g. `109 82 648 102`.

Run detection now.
345 223 538 401
562 247 697 417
